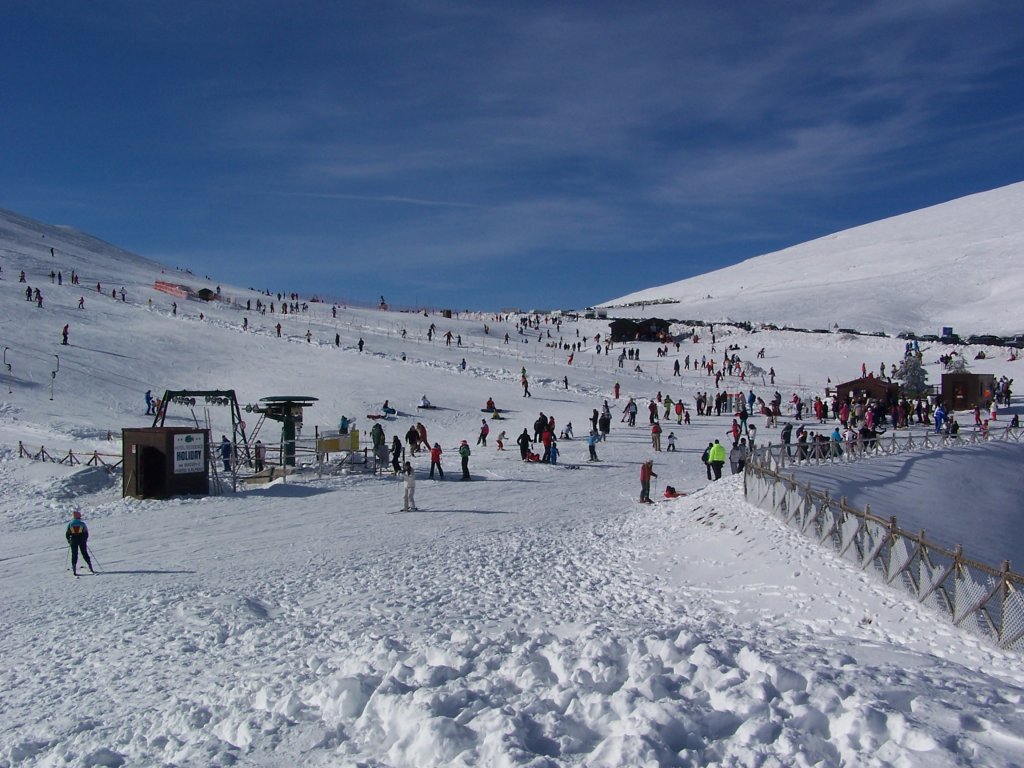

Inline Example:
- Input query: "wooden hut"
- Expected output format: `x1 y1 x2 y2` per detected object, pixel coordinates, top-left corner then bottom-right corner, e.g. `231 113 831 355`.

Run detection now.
834 376 900 407
941 372 996 411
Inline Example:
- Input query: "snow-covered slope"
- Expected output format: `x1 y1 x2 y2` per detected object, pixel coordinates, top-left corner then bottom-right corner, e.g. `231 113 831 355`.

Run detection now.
1 208 1023 766
605 182 1024 336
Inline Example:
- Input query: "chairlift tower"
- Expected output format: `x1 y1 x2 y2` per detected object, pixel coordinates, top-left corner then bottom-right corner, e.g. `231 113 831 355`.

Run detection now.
252 396 318 466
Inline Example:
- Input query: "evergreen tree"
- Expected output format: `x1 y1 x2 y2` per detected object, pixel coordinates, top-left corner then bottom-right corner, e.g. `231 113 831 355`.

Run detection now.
895 354 929 396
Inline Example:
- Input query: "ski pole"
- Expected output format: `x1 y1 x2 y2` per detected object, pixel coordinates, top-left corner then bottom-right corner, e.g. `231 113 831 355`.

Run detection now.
66 545 71 571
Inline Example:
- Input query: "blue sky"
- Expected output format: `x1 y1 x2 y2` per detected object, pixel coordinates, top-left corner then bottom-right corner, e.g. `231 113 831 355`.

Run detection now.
3 1 1024 310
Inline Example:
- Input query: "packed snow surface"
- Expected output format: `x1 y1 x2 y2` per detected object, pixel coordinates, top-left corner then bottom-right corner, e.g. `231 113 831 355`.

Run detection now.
1 207 1023 766
606 181 1024 336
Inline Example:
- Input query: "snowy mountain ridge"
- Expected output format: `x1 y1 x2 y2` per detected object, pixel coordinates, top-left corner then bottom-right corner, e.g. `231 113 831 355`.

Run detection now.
605 181 1024 336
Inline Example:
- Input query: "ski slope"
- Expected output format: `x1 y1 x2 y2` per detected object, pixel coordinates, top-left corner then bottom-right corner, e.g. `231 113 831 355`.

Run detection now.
605 181 1024 336
1 208 1023 766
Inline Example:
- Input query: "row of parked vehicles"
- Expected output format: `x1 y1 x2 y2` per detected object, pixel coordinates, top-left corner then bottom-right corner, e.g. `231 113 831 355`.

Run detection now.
897 331 1024 347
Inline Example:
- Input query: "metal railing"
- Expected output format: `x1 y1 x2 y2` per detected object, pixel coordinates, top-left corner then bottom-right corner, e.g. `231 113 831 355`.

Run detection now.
743 426 1024 651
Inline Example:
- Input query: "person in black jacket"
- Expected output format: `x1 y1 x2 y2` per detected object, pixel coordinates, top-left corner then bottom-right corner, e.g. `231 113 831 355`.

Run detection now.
517 429 533 461
65 510 95 575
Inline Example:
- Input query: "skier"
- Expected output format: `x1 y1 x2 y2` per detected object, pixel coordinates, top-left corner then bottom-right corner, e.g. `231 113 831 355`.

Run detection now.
429 442 444 479
639 460 657 503
61 324 69 345
402 461 417 511
358 338 364 352
666 431 677 451
496 430 506 451
477 419 489 446
459 440 471 480
144 389 155 415
521 373 531 397
622 398 638 427
65 510 95 575
587 430 600 461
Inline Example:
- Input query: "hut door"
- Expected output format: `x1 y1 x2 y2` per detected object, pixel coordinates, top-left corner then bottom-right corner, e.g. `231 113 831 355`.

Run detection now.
140 446 165 498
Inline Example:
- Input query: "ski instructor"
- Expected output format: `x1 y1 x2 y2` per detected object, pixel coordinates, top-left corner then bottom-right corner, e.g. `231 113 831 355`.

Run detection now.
65 509 95 575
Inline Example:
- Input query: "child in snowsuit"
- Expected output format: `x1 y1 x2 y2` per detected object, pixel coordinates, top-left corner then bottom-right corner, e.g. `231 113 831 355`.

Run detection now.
65 510 95 575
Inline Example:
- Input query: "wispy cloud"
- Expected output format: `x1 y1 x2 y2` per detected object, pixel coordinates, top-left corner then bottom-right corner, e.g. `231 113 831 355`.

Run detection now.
266 190 488 210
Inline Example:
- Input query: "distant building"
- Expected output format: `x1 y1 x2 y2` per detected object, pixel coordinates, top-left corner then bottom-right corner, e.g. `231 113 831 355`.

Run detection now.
608 318 671 343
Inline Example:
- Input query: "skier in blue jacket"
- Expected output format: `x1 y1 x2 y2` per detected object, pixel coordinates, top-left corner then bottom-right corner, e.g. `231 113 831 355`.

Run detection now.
65 510 95 575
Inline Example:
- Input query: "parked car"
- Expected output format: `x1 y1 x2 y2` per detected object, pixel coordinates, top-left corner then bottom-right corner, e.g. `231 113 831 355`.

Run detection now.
966 335 1004 346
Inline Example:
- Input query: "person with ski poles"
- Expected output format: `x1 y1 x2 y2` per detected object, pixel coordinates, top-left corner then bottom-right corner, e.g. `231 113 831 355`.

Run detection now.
65 509 95 575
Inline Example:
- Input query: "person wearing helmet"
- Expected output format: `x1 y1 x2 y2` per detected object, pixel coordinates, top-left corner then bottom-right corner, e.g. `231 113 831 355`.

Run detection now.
65 510 95 575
